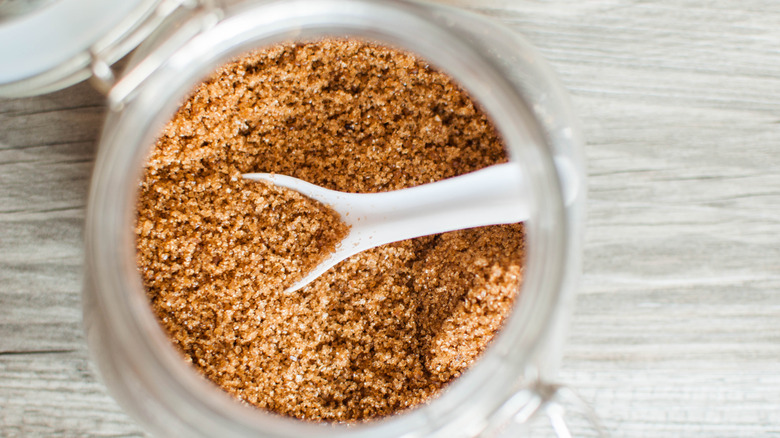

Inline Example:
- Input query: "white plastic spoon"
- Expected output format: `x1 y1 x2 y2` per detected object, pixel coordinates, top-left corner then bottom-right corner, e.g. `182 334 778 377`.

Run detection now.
244 162 528 292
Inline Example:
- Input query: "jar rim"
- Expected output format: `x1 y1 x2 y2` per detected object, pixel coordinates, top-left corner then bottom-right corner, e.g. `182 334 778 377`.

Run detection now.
85 1 572 436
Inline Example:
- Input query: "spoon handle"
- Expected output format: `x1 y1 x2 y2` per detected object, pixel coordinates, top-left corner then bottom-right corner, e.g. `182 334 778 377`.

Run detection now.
341 162 527 246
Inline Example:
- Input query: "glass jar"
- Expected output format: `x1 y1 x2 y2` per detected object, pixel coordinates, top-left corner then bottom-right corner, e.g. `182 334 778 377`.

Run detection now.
80 0 589 436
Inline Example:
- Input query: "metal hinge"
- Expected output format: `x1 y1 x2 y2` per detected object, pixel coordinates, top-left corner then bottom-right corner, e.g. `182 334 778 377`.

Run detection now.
89 0 222 110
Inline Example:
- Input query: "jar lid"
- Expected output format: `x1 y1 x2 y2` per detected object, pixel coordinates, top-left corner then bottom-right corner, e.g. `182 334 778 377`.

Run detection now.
0 0 169 97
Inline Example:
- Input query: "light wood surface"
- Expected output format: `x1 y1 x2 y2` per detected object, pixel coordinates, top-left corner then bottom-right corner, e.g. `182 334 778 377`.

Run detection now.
2 1 779 436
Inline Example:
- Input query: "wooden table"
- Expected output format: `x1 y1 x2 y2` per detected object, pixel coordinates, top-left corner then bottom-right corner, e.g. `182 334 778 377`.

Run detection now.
2 1 779 436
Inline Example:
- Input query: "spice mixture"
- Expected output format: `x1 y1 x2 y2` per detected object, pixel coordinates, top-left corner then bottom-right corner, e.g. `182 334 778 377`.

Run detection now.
135 39 525 422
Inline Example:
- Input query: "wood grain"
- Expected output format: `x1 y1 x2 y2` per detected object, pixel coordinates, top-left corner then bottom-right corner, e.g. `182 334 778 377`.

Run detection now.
463 1 780 436
2 1 779 436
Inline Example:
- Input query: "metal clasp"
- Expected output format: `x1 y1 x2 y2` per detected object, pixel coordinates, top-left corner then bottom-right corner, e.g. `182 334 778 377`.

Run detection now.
89 50 117 95
482 381 607 438
88 0 222 110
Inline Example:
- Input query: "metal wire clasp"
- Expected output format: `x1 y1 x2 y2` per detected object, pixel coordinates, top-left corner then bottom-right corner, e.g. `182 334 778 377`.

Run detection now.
484 381 607 438
88 0 222 110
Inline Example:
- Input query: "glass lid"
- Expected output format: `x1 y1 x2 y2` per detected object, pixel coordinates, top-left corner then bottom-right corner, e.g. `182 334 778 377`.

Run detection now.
0 0 181 97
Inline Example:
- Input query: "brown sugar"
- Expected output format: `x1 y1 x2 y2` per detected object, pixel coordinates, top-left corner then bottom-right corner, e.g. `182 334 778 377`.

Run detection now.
135 39 525 422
